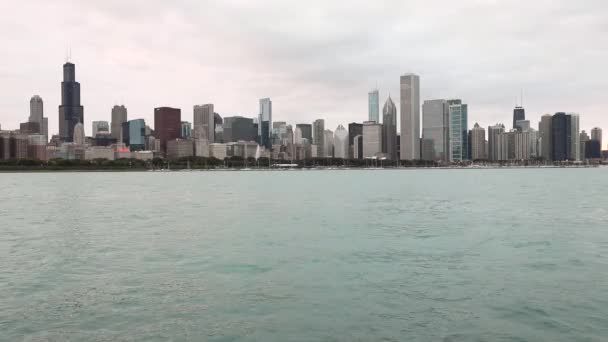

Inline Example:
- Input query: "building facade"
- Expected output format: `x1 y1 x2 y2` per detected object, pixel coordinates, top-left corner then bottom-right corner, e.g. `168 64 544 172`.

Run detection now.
400 74 420 160
422 99 449 161
313 119 325 158
363 121 382 159
470 123 486 160
448 100 468 161
333 125 348 159
154 107 181 154
368 89 379 123
111 105 128 141
382 96 398 160
259 98 272 149
58 62 84 142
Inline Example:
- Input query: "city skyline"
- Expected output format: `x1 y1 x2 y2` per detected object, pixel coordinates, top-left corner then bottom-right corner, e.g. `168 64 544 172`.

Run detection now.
1 1 607 146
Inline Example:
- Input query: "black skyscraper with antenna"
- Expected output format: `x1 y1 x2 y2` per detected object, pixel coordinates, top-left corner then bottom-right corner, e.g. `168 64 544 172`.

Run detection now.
58 62 84 142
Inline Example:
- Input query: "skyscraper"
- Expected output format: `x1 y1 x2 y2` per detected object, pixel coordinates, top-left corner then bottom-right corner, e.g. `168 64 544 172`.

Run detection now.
538 114 553 161
154 107 181 153
368 89 379 123
422 99 449 161
590 127 603 150
448 100 468 161
363 121 382 158
296 124 313 143
382 96 397 160
58 62 84 142
333 125 348 159
111 105 128 141
128 119 146 151
193 104 214 143
400 74 420 160
223 116 256 143
580 131 590 160
29 95 47 141
568 113 580 161
313 119 325 158
259 98 272 149
348 123 363 159
470 123 486 160
552 112 568 161
73 122 85 145
324 129 334 158
92 121 110 137
513 106 525 130
181 121 192 139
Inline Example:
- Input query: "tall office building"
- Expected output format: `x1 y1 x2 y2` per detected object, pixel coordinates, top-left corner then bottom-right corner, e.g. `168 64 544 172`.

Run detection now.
154 107 181 153
73 122 85 145
400 74 420 160
193 104 214 143
363 121 382 158
590 127 603 150
368 89 380 123
538 114 553 161
552 113 569 161
92 121 110 137
29 95 47 141
259 98 272 149
568 113 580 161
296 124 313 143
348 123 363 159
448 100 468 161
580 131 590 160
111 105 128 141
382 96 397 160
58 62 84 142
470 123 486 160
313 119 325 158
181 121 192 139
353 135 363 160
324 129 334 158
128 119 146 151
488 124 505 161
223 116 256 143
515 120 530 132
513 106 525 130
421 99 449 161
333 125 348 159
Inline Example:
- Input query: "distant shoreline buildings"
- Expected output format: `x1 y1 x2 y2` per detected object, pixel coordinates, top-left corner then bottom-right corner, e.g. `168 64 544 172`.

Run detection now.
0 60 606 163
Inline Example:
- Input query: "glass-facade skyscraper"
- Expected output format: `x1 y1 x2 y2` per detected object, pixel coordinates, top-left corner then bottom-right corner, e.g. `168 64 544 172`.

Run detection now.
368 89 379 123
513 106 525 130
58 62 84 142
259 98 272 149
448 100 468 161
421 99 449 161
382 96 397 160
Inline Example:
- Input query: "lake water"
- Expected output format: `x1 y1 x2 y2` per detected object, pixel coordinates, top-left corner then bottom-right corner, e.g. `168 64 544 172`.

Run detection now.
1 169 607 341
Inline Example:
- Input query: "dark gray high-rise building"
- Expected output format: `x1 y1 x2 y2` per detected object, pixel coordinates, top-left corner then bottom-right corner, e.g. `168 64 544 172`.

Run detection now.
223 116 256 143
552 112 568 161
513 106 525 130
539 114 553 161
296 124 313 143
348 123 363 159
58 62 84 142
313 119 325 158
382 96 397 160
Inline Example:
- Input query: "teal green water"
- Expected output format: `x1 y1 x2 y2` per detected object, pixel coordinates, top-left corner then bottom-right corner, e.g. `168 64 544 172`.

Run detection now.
1 169 607 341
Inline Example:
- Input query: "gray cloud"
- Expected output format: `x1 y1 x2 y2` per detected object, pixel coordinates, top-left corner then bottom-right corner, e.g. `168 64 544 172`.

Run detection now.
1 0 607 145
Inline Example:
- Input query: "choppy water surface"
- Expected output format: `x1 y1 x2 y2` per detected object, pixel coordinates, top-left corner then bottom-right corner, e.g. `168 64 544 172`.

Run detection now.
1 169 607 341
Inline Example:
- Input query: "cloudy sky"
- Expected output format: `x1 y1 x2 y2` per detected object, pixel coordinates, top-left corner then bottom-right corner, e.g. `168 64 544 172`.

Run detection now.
1 0 607 145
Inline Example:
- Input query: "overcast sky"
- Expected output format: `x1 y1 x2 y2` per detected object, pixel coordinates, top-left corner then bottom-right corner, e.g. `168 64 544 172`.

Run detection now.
1 0 607 146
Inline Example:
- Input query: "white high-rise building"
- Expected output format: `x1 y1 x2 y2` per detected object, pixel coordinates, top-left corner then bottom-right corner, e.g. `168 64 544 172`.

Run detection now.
488 124 506 161
400 74 420 160
73 122 85 145
333 125 348 159
363 121 382 158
